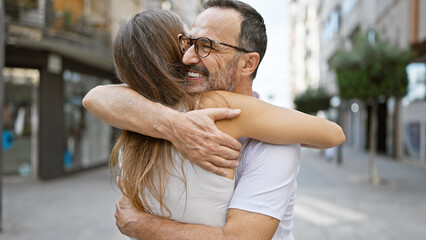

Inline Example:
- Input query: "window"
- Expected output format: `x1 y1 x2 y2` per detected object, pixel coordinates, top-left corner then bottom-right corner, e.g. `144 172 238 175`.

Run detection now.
2 67 39 177
341 0 358 15
322 9 340 44
63 70 112 171
404 63 426 105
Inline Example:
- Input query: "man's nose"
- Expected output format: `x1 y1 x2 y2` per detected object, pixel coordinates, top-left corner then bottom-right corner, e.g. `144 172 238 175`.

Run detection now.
182 45 201 65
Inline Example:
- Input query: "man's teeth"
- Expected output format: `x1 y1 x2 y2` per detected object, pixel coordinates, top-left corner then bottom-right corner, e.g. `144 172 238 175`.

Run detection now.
188 72 204 78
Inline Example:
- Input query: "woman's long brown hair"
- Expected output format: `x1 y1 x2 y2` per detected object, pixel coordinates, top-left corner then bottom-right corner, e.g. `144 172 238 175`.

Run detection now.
110 10 195 216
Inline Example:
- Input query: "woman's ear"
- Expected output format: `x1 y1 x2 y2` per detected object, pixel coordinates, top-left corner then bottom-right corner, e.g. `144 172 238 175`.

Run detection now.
240 52 260 77
177 33 183 41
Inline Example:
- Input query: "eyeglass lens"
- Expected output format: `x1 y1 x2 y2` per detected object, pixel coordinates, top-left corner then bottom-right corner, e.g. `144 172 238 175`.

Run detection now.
180 36 212 58
196 38 212 57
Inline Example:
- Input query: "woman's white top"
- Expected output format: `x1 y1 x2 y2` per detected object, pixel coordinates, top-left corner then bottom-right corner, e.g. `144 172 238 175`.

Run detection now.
145 150 235 226
121 149 235 228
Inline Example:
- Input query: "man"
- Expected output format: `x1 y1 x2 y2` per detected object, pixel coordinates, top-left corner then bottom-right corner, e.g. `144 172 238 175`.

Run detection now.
83 1 300 239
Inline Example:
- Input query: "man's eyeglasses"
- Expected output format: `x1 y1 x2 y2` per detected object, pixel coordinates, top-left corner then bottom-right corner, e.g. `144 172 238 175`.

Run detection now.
179 34 252 58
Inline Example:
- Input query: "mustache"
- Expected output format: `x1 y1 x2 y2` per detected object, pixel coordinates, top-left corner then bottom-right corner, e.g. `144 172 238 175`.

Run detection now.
183 64 209 76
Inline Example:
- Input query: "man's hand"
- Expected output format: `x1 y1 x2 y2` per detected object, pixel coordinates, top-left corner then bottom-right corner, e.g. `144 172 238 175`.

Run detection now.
115 196 146 238
83 84 242 176
164 108 242 177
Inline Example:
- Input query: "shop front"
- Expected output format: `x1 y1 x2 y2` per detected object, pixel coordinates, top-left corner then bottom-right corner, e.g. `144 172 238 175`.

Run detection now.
3 47 114 179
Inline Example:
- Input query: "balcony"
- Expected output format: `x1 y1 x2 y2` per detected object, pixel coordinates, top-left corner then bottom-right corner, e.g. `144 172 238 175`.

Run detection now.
5 0 113 70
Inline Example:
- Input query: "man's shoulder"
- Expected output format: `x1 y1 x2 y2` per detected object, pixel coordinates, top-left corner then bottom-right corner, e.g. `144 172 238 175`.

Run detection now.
240 137 301 154
239 138 301 168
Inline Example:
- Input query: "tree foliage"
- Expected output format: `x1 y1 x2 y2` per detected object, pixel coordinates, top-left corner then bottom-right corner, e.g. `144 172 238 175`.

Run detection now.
331 32 414 101
294 87 332 114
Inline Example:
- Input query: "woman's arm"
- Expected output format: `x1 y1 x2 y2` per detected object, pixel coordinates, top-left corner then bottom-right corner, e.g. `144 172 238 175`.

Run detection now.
199 91 345 149
82 84 243 176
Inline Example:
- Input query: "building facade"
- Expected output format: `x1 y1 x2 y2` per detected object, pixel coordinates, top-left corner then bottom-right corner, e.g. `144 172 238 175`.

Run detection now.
290 0 426 163
1 0 202 180
3 0 115 180
289 0 321 100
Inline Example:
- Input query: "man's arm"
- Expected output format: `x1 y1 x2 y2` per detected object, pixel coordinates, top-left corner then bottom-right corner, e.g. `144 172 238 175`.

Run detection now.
115 196 279 240
82 84 242 175
115 143 300 240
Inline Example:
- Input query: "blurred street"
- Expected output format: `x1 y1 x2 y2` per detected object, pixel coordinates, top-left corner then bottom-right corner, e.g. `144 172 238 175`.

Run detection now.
1 146 425 240
1 0 426 239
2 167 124 240
293 147 426 240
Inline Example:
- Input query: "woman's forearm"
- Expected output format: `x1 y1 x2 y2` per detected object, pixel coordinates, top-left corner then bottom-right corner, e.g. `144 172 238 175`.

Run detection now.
248 104 346 148
208 91 345 148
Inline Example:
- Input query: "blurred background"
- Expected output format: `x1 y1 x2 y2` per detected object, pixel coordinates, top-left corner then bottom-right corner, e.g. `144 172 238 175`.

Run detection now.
0 0 425 239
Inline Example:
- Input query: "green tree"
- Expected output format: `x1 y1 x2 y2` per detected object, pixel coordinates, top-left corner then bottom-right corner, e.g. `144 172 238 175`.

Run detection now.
294 87 332 115
331 32 413 185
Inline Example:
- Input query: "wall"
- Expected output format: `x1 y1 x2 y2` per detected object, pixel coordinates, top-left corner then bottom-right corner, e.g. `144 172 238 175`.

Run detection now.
375 0 410 49
402 101 426 163
0 0 6 230
420 0 426 40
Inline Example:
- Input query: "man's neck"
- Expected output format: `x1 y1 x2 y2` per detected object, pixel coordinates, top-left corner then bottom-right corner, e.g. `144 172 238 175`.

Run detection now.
232 78 253 96
234 88 253 96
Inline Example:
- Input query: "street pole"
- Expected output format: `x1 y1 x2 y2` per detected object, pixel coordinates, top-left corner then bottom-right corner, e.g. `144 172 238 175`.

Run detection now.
336 101 345 165
330 96 343 165
0 0 5 233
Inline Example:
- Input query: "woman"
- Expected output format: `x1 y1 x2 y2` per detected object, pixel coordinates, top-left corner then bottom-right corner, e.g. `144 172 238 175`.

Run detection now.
110 10 344 227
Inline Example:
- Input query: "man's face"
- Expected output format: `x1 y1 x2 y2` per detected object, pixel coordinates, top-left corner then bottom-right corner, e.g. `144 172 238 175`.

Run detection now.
182 8 243 93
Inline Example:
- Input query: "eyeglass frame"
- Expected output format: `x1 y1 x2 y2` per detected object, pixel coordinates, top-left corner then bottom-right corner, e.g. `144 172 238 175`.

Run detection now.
179 34 253 58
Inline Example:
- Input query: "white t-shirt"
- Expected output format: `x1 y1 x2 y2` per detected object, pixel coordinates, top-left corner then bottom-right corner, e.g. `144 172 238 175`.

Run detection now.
143 151 235 227
230 138 301 240
127 139 299 240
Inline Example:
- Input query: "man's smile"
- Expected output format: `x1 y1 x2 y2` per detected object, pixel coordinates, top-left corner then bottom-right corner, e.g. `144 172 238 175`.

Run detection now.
187 71 205 79
186 70 208 85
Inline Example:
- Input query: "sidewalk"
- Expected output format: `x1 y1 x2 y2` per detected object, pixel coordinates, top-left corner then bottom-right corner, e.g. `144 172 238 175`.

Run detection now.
1 146 425 240
293 146 426 240
1 167 126 240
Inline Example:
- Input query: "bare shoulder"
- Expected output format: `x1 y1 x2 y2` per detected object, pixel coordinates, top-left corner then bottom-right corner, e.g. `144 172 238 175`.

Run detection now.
198 91 231 109
199 91 256 110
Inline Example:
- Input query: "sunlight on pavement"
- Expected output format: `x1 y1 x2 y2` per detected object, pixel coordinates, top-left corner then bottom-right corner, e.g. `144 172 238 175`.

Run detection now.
294 196 367 226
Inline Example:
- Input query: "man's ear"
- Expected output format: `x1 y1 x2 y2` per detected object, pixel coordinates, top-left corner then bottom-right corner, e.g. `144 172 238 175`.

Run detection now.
239 52 260 77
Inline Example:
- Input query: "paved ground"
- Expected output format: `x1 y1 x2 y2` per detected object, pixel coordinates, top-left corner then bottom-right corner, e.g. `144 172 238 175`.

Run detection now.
293 147 426 240
1 167 125 240
1 146 426 240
